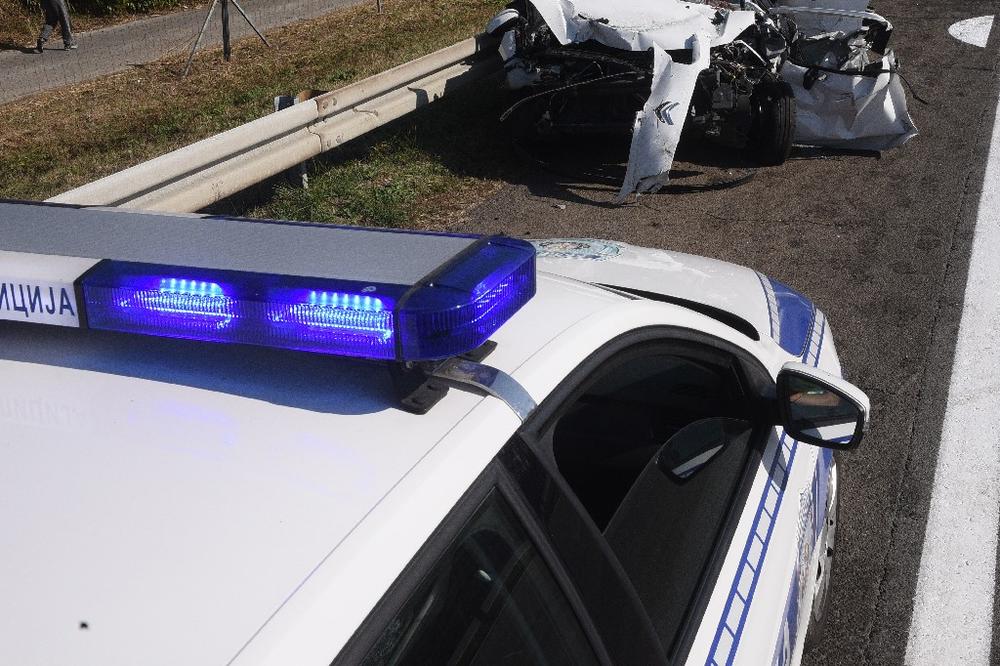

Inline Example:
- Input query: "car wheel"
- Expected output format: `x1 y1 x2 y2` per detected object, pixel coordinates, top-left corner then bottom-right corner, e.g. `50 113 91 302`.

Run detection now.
752 81 795 166
804 457 838 652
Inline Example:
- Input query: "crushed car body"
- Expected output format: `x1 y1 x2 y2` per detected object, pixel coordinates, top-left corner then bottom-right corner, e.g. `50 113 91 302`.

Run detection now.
487 0 918 202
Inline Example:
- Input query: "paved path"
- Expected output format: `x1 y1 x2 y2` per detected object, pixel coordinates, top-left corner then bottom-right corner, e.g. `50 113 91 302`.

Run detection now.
0 0 363 105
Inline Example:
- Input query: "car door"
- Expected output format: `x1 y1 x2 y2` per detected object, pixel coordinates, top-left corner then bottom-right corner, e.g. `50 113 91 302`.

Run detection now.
333 464 611 666
511 328 776 663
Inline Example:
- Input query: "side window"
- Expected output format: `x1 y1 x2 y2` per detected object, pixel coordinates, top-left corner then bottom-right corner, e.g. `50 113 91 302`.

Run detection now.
543 348 756 655
550 352 749 529
360 490 600 666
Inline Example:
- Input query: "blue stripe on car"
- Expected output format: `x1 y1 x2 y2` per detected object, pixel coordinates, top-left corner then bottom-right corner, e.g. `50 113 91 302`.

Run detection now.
705 312 826 665
756 273 817 357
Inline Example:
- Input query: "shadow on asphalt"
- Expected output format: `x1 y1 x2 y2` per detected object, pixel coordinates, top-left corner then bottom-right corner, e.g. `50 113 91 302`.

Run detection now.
0 41 38 54
212 76 886 216
512 139 767 203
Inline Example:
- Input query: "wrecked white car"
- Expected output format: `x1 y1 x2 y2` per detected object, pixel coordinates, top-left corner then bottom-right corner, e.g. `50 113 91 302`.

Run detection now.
487 0 918 201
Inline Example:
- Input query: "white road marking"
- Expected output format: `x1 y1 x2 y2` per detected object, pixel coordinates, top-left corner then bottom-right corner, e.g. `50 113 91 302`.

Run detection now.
905 84 1000 662
949 15 995 48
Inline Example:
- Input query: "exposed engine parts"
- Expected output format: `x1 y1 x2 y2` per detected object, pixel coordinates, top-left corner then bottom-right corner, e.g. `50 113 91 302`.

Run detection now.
487 0 917 201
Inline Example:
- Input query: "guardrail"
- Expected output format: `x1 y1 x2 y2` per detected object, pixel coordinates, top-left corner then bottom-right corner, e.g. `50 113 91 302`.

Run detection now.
49 35 500 213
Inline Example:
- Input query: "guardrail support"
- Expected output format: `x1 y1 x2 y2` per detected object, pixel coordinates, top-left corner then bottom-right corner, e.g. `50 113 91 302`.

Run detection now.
274 91 317 190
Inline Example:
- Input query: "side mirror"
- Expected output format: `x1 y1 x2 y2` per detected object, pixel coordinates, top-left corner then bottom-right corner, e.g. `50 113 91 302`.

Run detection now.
486 8 521 37
776 362 870 450
657 417 753 480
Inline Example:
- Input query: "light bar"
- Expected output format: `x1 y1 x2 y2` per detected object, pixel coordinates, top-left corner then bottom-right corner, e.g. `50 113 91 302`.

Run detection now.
0 202 537 362
77 236 535 362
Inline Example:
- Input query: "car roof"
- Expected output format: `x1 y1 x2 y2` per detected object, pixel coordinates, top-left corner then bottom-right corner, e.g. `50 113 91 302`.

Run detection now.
0 271 625 666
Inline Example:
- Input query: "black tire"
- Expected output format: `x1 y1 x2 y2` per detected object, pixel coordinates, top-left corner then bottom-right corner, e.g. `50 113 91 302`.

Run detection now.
804 467 838 653
752 81 795 166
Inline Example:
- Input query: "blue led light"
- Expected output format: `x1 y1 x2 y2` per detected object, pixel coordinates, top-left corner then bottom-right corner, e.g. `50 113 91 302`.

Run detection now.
121 278 235 329
268 289 396 359
80 236 535 362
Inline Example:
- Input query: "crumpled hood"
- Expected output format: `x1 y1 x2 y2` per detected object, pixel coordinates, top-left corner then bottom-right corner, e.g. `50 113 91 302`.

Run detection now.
529 0 757 51
532 238 819 358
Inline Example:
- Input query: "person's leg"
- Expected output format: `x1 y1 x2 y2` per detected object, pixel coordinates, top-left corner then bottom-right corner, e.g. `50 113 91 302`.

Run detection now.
38 0 57 44
37 0 57 52
54 0 75 47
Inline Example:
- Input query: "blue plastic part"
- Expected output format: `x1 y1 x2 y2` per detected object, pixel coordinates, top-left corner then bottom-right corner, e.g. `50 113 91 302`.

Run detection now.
768 278 816 357
80 236 536 362
398 237 537 360
139 278 235 328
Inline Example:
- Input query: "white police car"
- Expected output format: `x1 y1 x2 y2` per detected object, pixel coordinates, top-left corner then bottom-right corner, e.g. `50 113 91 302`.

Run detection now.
0 201 868 666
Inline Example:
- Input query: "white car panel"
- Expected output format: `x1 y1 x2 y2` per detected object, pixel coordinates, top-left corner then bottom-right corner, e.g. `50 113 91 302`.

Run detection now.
231 399 522 666
0 230 853 666
0 271 625 666
532 239 775 343
0 356 483 666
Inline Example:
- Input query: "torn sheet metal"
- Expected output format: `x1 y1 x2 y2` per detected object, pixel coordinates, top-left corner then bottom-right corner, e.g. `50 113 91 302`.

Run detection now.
529 0 757 51
771 0 881 36
490 0 918 201
782 60 917 151
617 38 710 202
774 2 917 151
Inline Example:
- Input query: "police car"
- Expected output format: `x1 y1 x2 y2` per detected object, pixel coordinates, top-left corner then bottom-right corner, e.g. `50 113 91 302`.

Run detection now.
0 200 868 666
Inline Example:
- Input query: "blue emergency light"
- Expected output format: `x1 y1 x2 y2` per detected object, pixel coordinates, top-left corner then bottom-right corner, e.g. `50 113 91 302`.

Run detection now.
0 201 536 362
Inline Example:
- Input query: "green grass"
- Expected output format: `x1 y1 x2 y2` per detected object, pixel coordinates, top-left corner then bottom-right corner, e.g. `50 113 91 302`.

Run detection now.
242 73 514 229
262 138 455 227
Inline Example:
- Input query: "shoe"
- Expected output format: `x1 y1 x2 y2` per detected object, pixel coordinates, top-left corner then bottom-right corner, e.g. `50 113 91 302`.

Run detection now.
64 42 78 51
35 39 43 53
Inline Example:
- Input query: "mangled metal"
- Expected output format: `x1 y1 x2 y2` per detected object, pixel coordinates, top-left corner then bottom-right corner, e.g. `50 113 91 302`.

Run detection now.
487 0 917 201
776 2 917 151
620 40 710 198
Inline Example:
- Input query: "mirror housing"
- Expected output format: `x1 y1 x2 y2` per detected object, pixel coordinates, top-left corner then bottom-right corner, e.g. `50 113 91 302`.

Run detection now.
776 362 870 450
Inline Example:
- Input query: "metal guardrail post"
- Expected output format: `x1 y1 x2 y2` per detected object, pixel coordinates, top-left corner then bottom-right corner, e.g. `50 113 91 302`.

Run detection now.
221 0 232 61
275 93 313 189
183 0 269 76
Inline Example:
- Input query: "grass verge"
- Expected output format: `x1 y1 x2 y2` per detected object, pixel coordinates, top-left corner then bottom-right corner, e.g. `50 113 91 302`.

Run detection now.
0 0 509 230
237 77 515 230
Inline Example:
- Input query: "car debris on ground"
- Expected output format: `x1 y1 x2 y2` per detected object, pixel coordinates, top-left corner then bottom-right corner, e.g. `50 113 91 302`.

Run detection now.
487 0 918 202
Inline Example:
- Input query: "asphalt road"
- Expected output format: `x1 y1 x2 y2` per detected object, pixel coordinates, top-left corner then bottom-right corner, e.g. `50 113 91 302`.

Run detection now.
4 0 996 661
0 0 363 104
450 1 1000 663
